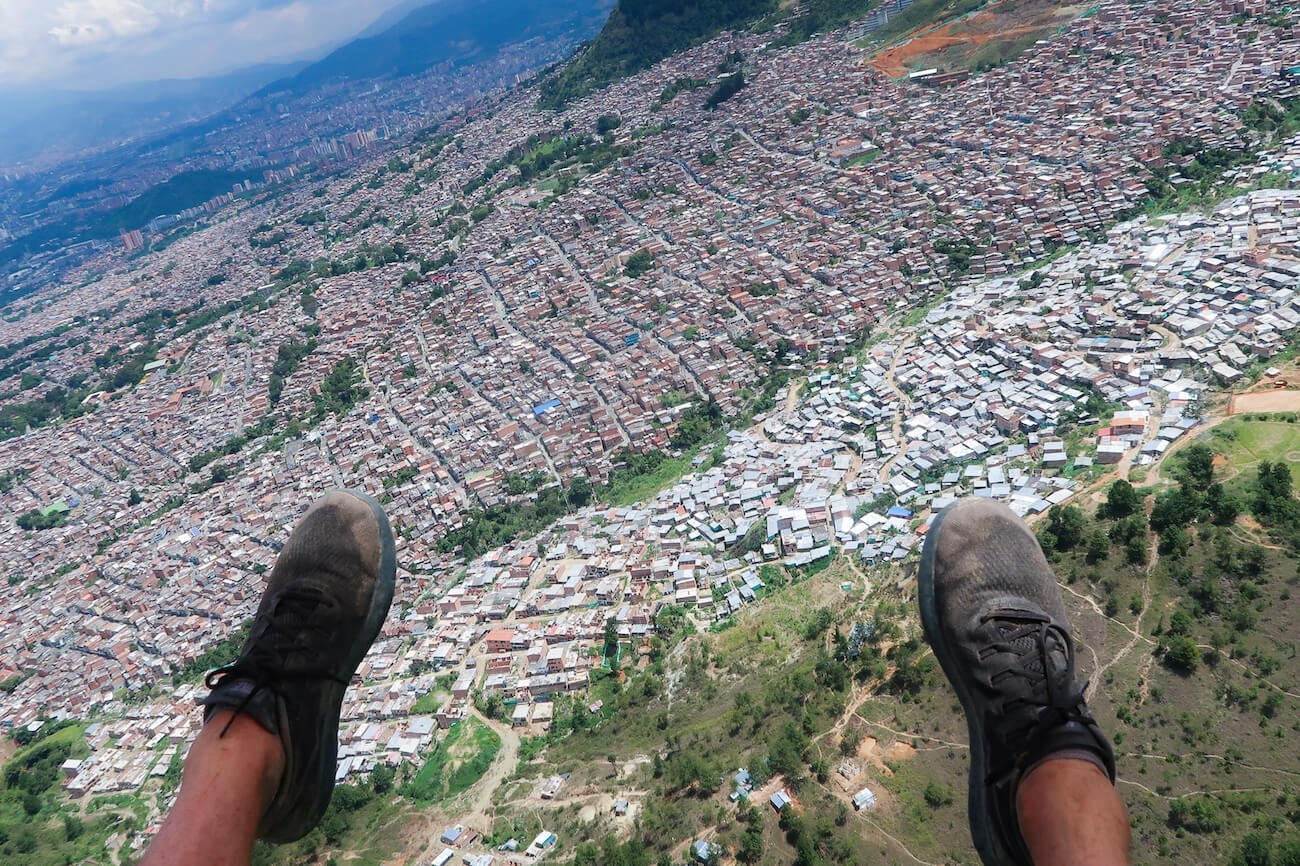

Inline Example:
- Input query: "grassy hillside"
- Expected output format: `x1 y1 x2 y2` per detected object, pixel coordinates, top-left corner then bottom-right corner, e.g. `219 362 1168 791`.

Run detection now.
538 0 778 109
475 431 1300 866
0 723 134 866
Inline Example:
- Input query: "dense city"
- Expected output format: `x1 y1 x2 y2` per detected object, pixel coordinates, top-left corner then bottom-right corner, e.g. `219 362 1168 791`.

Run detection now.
1 0 1298 863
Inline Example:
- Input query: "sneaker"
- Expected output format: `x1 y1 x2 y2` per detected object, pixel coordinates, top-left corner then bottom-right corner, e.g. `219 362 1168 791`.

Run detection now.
200 490 397 843
918 498 1115 866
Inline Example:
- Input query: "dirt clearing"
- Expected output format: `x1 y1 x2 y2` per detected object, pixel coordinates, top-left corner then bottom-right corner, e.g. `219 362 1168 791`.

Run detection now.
1231 390 1300 414
867 0 1089 79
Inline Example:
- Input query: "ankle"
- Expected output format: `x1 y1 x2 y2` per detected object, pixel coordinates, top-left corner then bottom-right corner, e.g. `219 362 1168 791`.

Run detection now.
1022 748 1111 794
1016 757 1130 866
204 709 286 808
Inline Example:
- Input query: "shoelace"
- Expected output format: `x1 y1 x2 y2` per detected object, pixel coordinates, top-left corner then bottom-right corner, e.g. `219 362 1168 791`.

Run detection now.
206 586 349 737
979 609 1092 784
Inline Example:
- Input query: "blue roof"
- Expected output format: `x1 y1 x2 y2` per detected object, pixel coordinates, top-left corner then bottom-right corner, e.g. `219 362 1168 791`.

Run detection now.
886 506 913 518
533 398 562 416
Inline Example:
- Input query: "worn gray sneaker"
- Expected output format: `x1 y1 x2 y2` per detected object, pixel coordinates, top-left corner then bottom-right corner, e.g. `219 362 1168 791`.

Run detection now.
200 490 396 843
918 498 1115 866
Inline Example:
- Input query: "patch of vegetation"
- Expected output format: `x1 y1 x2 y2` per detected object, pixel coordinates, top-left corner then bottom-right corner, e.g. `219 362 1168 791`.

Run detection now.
657 76 708 106
843 148 883 167
0 341 159 440
538 0 777 108
15 505 69 532
624 249 655 278
251 779 406 866
436 483 592 559
313 356 369 418
706 71 746 109
933 237 979 273
0 724 129 866
869 0 984 44
172 622 249 684
188 413 280 473
267 338 316 405
402 719 500 803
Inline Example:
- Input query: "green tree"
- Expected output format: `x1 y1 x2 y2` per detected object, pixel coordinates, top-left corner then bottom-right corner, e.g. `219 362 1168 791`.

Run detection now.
1253 461 1296 522
1124 534 1147 565
604 616 620 672
737 826 764 863
1162 636 1199 673
568 476 593 507
1158 524 1190 557
1205 482 1240 525
1168 796 1224 833
768 721 810 786
1101 480 1142 519
663 750 717 795
62 813 85 841
1046 505 1085 550
624 249 655 278
1149 488 1200 533
1085 529 1110 563
923 780 954 807
371 763 395 795
1178 444 1216 490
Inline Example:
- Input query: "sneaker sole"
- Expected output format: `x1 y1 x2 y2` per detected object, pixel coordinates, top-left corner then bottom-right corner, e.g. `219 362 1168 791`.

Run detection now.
336 488 398 669
918 504 1014 866
274 488 396 843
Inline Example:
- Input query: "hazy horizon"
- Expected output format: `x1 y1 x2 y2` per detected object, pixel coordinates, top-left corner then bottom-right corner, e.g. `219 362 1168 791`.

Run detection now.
0 0 426 94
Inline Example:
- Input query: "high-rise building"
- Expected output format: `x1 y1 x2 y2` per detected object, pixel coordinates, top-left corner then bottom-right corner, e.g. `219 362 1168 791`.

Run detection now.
120 229 144 252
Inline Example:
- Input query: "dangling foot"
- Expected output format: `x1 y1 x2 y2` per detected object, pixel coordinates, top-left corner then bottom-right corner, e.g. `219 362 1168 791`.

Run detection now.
918 498 1115 866
201 490 396 843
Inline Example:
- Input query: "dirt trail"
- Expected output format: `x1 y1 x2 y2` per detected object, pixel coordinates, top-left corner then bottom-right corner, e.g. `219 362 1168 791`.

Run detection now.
460 706 523 829
1090 533 1158 697
876 336 915 483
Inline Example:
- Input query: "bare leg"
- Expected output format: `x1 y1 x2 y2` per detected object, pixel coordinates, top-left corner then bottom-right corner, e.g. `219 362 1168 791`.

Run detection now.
141 710 285 866
1018 758 1130 866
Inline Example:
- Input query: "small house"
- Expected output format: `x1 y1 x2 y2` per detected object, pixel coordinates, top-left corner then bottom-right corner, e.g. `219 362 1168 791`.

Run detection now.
852 787 877 811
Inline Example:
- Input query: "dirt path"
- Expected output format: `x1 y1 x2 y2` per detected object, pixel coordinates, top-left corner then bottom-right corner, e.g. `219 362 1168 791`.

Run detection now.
1090 533 1158 698
876 336 915 484
857 814 944 866
460 706 523 829
853 718 969 751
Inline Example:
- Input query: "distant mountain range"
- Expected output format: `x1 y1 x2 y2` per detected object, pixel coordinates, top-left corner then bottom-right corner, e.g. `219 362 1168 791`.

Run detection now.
259 0 613 100
0 0 612 170
0 62 307 166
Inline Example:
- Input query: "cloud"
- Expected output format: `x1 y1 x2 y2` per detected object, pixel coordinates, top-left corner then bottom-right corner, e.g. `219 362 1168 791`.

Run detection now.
48 0 165 47
0 0 410 90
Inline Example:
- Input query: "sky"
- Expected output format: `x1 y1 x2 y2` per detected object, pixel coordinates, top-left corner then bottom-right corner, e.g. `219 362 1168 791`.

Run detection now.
0 0 418 92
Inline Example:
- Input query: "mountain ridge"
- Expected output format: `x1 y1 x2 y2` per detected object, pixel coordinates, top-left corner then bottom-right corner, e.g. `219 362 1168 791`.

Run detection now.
537 0 778 109
257 0 613 100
